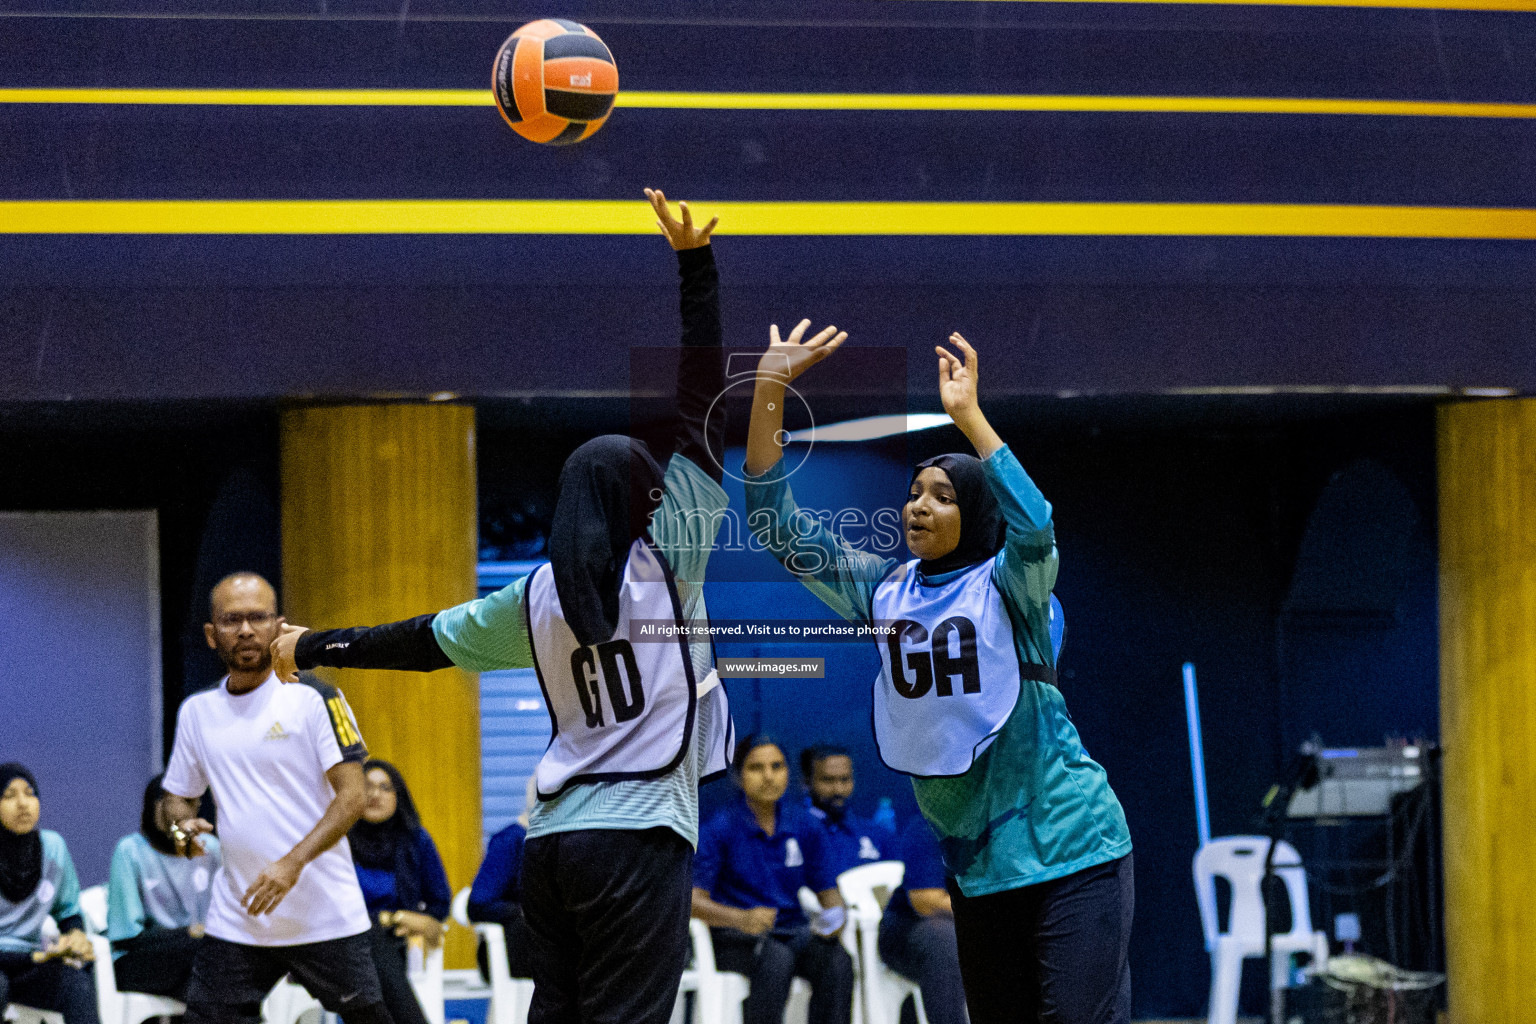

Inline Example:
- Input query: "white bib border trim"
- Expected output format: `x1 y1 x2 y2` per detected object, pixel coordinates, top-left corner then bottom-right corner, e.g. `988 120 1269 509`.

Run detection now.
868 557 1037 781
523 537 702 801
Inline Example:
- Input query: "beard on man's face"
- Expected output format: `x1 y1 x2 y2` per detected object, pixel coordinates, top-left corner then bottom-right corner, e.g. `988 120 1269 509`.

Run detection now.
221 637 273 673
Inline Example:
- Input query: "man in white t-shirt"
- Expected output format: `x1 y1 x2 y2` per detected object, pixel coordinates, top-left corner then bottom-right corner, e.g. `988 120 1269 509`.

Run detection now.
160 573 391 1024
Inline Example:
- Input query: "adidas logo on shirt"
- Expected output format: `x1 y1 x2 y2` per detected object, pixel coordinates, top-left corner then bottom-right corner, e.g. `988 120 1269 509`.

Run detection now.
264 722 289 741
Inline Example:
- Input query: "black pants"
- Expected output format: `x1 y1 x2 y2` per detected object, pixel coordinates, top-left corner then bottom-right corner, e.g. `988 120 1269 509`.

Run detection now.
364 926 430 1024
114 928 203 1001
877 913 966 1024
0 951 100 1024
520 827 693 1024
948 853 1134 1024
711 927 854 1024
474 907 537 983
183 933 392 1024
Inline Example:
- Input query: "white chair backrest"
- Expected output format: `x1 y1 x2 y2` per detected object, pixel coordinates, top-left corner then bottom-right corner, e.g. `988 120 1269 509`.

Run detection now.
1193 836 1314 952
451 887 472 929
836 861 905 920
688 917 719 974
79 885 109 936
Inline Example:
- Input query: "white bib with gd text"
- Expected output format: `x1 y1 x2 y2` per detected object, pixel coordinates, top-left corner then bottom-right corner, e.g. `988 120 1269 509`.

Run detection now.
527 539 701 797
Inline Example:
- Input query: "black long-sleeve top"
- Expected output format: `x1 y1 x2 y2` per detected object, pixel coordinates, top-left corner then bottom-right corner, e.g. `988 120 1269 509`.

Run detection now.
297 243 724 674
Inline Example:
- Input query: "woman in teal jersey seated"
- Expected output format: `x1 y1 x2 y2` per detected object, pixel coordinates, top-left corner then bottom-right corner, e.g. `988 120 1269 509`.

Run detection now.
0 764 98 1024
741 327 1134 1024
107 775 222 1000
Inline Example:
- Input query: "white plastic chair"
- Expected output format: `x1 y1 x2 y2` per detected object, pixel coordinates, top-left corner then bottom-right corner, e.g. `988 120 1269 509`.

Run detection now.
261 978 323 1024
1193 836 1330 1024
451 887 533 1024
837 863 928 1024
76 885 188 1024
685 888 851 1024
405 938 445 1024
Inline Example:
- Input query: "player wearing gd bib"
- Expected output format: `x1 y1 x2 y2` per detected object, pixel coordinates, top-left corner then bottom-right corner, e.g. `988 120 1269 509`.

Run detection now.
742 330 1133 1024
271 190 735 1024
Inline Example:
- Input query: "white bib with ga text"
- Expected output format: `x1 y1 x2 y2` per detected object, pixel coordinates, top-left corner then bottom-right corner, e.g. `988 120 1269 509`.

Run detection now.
871 559 1034 778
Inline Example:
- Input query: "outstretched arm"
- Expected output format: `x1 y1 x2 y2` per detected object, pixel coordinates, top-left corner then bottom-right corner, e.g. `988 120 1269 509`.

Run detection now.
272 573 536 680
742 319 845 477
941 333 1060 657
740 320 894 622
276 615 454 680
647 188 725 482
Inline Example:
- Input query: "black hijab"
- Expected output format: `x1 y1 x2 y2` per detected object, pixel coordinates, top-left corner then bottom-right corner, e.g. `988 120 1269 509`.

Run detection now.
0 763 43 905
139 775 178 857
348 760 429 912
910 453 1007 577
549 435 666 648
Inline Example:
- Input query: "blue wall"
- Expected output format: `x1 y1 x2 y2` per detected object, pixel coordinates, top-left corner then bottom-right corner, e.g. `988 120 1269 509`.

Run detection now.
0 510 163 884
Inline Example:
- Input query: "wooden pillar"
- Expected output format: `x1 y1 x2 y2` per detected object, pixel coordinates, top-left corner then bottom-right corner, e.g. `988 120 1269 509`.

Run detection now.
1438 398 1536 1023
280 403 481 968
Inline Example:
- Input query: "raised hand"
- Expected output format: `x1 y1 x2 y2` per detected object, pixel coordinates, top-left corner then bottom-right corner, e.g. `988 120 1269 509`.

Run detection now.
760 318 847 384
270 623 308 683
743 318 849 476
646 188 717 250
937 332 1005 459
936 332 980 420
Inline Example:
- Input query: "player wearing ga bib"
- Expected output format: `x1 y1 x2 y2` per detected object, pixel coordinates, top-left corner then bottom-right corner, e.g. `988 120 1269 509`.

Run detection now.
745 446 1130 894
743 332 1132 1024
285 194 736 1024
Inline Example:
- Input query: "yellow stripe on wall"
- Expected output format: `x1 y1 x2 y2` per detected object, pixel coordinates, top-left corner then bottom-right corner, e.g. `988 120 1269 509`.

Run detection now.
2 87 1535 120
4 199 1536 238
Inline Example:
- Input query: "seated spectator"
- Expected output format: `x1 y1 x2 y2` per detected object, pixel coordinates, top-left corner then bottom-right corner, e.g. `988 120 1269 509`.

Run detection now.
878 816 964 1024
692 735 853 1024
107 775 222 1000
348 760 451 1024
467 776 537 981
0 764 99 1024
799 743 890 877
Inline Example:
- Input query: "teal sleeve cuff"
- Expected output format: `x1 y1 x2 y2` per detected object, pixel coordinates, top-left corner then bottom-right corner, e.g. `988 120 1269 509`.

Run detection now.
983 445 1052 529
432 576 534 672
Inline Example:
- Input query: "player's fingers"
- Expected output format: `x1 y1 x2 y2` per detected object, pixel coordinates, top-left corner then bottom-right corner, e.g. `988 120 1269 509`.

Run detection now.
699 215 719 239
769 323 782 346
679 201 694 231
786 318 813 345
648 190 677 228
810 332 847 364
952 333 978 370
805 325 838 348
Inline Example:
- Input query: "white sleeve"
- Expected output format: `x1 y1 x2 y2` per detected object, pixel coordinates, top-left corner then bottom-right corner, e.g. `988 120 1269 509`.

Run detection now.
162 705 208 798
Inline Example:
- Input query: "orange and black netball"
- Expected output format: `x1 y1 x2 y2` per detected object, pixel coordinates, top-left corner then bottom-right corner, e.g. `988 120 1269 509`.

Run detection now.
492 19 618 146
